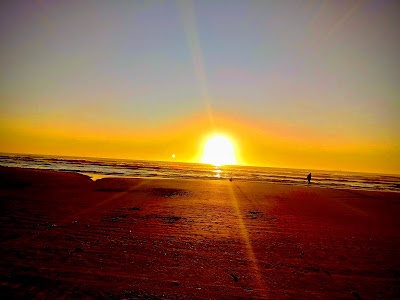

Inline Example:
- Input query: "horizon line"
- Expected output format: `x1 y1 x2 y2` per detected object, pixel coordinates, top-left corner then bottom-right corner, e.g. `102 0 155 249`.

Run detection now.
1 151 399 177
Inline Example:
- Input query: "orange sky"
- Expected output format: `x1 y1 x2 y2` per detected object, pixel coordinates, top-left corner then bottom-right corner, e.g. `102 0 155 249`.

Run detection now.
1 111 399 174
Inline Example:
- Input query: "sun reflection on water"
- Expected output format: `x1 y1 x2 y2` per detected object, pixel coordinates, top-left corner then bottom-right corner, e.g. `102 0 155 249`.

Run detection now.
213 169 222 178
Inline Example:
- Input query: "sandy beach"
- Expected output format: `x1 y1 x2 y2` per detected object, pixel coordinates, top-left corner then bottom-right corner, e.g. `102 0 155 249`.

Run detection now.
0 166 399 299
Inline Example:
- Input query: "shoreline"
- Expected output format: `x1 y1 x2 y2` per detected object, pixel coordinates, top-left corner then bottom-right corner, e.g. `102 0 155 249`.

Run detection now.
1 166 399 298
2 165 399 194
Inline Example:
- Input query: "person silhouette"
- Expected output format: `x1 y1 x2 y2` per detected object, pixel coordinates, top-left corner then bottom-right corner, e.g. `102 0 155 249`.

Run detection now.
307 173 311 184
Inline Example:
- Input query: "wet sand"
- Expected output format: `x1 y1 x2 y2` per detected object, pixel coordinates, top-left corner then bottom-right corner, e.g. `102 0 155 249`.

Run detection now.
0 166 399 299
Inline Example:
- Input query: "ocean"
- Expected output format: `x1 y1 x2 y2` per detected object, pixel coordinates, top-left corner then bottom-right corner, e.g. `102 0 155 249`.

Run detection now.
0 153 399 192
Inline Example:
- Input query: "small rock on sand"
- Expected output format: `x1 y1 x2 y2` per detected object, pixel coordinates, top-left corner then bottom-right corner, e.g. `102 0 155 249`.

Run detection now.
351 291 362 299
229 273 238 282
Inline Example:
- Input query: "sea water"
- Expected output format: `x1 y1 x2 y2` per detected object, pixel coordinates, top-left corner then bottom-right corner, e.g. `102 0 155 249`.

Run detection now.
0 153 399 192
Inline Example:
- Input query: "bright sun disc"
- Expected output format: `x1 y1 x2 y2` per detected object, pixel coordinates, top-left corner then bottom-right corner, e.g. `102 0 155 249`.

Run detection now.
201 136 236 166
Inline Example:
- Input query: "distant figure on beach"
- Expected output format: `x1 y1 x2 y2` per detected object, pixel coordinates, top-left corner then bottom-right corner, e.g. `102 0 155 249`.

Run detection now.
230 172 233 181
307 173 311 184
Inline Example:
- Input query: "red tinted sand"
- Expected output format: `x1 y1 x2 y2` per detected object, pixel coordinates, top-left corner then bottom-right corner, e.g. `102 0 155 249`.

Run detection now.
0 167 399 299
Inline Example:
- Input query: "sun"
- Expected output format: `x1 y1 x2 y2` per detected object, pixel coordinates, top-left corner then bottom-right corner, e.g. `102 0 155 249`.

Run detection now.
201 136 236 166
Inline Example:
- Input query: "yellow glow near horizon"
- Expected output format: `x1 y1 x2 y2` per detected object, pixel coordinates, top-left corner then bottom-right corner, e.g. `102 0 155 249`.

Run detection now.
1 112 399 174
201 136 236 166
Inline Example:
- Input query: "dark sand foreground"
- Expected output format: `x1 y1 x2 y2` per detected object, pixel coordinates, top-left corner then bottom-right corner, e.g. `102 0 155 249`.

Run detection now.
0 167 399 299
